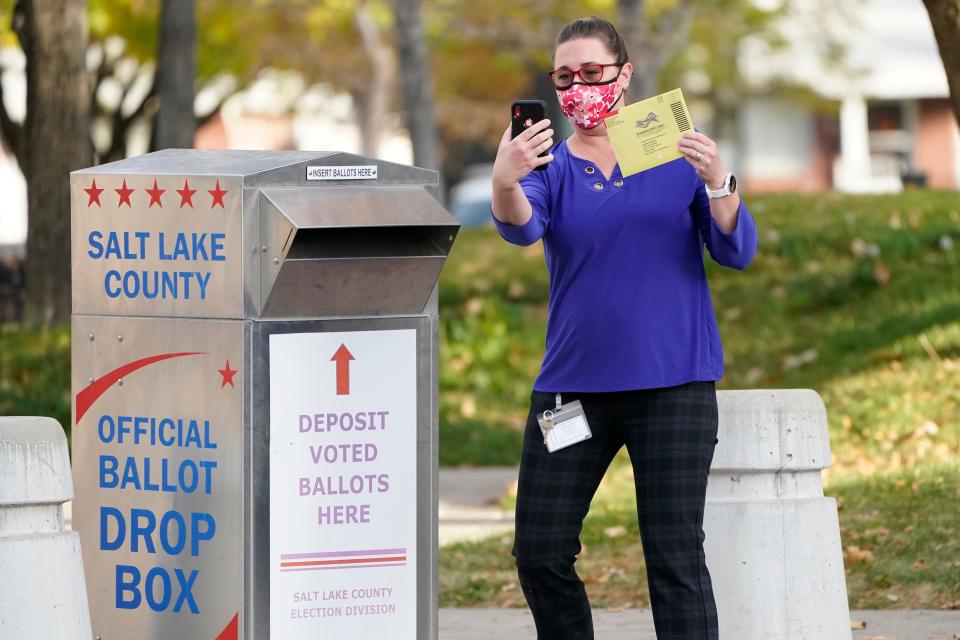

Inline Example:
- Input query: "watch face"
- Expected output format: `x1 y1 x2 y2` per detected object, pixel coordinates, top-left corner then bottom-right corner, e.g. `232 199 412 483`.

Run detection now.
729 174 737 193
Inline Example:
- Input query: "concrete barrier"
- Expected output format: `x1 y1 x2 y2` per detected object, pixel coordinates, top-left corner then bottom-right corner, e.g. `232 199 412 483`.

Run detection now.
705 389 852 640
0 417 92 640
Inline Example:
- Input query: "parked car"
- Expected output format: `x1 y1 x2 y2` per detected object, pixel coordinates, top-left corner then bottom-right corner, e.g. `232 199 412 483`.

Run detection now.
448 163 494 228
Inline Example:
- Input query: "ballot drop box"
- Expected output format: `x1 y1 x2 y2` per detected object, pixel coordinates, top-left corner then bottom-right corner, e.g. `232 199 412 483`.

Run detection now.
70 150 459 640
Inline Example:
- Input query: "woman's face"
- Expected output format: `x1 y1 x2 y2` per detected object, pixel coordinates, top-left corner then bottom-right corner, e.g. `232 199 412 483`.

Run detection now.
553 37 624 86
552 37 632 130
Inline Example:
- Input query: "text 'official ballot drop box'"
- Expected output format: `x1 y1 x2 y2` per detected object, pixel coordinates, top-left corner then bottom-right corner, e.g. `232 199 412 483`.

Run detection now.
70 150 460 640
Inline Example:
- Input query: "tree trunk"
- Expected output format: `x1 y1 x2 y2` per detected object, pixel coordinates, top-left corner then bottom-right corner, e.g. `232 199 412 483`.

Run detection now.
154 0 197 149
355 1 395 157
922 0 960 128
618 0 693 103
389 0 440 171
618 0 653 102
13 0 91 325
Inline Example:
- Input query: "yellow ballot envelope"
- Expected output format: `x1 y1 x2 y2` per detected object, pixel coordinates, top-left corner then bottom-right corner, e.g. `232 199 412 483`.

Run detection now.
604 87 694 177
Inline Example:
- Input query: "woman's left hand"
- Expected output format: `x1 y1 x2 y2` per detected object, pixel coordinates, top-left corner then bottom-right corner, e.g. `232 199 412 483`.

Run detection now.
678 131 729 189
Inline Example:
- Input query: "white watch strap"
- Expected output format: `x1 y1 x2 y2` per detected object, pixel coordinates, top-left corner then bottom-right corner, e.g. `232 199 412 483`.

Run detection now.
706 173 732 199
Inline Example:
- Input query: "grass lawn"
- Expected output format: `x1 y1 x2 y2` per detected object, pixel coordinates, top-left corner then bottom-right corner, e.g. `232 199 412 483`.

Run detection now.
436 189 959 610
438 190 960 473
439 459 960 610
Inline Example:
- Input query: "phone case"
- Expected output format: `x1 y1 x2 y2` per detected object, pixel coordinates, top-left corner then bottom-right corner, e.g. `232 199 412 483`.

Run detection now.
511 100 548 170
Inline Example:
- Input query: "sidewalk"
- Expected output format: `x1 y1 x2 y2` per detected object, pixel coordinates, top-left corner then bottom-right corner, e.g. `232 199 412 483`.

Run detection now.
438 467 960 640
438 466 517 546
438 608 960 639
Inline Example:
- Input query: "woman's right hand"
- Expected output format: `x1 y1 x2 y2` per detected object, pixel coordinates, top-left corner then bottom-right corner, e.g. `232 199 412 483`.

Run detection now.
492 118 554 191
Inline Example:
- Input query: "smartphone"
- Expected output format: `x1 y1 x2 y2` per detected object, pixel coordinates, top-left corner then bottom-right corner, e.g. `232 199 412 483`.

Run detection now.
511 100 549 171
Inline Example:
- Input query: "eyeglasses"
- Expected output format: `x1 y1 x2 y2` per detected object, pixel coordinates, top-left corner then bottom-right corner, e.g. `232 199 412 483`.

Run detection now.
548 62 626 90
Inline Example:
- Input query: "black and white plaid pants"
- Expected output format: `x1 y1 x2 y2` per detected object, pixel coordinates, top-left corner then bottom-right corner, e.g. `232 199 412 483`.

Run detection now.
512 380 720 640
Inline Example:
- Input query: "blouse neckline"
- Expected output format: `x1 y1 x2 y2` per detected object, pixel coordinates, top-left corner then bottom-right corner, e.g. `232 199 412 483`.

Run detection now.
561 137 623 182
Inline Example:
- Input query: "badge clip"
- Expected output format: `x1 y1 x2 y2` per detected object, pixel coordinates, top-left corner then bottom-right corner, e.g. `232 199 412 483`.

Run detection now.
536 394 592 453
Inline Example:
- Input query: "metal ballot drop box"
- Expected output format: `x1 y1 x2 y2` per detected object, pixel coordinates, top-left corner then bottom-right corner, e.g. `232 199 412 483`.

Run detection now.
70 150 459 640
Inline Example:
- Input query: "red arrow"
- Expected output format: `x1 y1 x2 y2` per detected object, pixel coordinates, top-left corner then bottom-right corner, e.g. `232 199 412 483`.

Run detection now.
330 344 355 395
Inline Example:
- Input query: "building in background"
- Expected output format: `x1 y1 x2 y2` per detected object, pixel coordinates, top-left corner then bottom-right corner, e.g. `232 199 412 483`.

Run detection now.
194 70 413 165
737 0 959 193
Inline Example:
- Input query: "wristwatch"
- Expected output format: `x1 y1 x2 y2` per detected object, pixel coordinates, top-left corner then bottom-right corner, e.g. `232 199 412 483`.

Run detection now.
705 172 737 199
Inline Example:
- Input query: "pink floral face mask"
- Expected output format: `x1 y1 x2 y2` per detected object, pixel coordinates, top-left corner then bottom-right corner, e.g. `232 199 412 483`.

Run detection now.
556 79 622 130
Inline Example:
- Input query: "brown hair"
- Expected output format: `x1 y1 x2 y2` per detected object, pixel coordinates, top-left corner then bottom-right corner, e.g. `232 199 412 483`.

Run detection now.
555 17 629 63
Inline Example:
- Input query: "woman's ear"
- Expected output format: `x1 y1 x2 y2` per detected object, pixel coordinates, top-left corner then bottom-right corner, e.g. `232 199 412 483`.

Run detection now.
619 62 633 91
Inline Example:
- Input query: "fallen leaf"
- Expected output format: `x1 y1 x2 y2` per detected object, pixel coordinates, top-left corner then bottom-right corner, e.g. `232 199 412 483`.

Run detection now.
911 558 926 570
604 525 627 539
886 593 900 602
783 348 818 370
460 394 477 418
507 280 526 299
873 262 892 285
851 237 868 257
596 566 627 583
844 545 875 564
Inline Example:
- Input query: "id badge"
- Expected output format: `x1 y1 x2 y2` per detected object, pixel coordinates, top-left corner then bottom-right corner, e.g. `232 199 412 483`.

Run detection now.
536 393 592 453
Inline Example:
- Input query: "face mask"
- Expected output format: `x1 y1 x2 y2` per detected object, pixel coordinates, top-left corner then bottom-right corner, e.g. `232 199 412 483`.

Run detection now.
556 78 623 130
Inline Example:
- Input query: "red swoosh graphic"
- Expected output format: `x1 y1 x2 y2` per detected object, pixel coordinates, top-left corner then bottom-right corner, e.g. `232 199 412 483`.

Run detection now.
75 351 205 423
215 612 238 640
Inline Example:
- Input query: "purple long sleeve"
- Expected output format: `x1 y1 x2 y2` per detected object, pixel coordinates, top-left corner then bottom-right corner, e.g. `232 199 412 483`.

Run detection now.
690 174 758 271
490 138 757 392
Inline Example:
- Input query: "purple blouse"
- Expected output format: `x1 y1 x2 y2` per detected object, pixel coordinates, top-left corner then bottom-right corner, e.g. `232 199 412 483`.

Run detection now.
491 137 758 392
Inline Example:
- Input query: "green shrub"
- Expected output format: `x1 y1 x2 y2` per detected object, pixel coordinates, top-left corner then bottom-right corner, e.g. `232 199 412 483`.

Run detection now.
0 323 71 440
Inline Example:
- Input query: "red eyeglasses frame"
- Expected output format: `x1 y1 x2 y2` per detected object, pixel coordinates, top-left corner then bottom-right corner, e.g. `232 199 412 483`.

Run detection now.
547 62 626 90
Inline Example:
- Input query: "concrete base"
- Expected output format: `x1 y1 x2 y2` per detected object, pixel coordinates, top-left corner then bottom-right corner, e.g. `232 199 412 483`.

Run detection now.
705 498 850 639
0 530 92 639
703 390 853 640
0 417 92 640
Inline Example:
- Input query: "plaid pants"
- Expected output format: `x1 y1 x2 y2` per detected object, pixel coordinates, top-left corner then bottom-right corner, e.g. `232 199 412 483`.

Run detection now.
512 381 720 640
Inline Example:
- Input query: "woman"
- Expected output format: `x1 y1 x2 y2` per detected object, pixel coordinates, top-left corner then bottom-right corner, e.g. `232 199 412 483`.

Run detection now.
489 16 758 640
